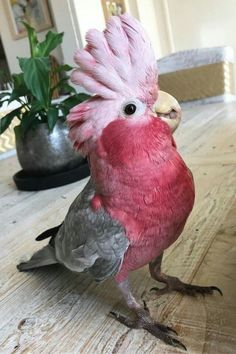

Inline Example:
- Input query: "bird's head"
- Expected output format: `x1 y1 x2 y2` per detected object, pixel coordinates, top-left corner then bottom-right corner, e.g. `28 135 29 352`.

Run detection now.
67 14 181 156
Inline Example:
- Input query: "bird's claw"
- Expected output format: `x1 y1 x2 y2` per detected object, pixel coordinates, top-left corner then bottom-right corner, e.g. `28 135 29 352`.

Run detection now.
150 283 223 297
109 310 186 351
208 286 223 296
147 324 187 351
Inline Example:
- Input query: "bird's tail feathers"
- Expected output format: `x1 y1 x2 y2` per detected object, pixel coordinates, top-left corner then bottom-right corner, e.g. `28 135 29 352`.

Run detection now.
35 223 62 241
17 245 58 272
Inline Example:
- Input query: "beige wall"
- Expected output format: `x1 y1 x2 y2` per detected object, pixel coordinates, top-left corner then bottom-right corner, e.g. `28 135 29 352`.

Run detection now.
165 0 236 55
131 0 236 60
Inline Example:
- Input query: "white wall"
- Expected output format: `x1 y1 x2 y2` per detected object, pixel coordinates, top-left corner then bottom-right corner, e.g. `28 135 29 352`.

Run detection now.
134 0 162 58
126 0 236 61
72 0 106 47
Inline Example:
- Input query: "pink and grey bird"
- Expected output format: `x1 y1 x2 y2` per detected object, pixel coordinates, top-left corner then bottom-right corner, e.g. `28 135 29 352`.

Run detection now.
18 14 222 350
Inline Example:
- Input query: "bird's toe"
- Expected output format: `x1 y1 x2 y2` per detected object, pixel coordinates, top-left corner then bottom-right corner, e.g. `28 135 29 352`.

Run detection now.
109 308 186 350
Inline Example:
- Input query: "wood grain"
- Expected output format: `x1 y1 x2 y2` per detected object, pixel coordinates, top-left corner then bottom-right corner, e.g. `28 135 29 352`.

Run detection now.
1 102 236 353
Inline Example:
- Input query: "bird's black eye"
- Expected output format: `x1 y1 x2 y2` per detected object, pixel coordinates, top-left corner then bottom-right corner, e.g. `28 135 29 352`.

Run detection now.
124 103 137 115
121 99 146 118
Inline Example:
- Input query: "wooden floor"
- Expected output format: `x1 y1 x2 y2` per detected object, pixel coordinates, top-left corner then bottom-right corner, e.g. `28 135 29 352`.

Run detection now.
0 102 236 353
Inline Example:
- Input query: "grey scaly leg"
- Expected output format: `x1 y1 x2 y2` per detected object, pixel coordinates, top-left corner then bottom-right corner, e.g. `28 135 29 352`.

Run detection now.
149 253 222 297
110 278 187 351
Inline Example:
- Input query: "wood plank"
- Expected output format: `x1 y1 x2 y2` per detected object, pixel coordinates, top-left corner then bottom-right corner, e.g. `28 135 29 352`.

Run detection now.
0 101 236 353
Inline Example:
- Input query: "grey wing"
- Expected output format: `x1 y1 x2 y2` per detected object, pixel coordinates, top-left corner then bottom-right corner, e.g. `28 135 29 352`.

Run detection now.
54 178 129 281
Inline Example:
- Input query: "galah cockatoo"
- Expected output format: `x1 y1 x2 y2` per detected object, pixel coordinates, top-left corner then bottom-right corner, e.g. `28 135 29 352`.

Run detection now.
18 14 222 350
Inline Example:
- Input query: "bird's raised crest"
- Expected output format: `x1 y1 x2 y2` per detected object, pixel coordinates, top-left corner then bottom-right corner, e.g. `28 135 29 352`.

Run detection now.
68 14 158 154
71 14 157 100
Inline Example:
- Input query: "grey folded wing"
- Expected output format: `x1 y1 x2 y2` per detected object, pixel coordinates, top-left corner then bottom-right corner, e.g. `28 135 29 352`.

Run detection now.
54 179 129 281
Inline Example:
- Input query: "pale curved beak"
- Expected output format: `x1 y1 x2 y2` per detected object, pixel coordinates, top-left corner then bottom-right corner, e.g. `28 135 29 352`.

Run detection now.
153 90 182 133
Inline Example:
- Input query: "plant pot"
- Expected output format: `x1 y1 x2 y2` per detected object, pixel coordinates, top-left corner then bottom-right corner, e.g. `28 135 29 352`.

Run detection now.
15 121 84 175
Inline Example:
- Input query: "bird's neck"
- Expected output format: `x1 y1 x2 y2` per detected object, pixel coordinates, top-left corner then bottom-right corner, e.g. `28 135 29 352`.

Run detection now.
94 117 174 167
88 117 180 201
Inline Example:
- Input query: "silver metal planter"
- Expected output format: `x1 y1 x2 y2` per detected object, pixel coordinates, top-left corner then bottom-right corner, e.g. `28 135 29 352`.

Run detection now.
15 121 84 175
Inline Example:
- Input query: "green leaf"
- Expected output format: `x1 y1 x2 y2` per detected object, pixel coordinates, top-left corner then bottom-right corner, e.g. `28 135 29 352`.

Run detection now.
22 22 39 57
0 115 12 134
0 107 21 134
21 22 63 58
36 31 64 57
73 93 91 103
50 77 78 97
9 90 28 104
59 93 91 116
50 76 68 94
53 64 73 73
63 93 90 106
9 73 29 103
30 100 44 114
18 57 50 108
12 73 24 88
47 106 58 131
61 83 76 94
20 110 38 136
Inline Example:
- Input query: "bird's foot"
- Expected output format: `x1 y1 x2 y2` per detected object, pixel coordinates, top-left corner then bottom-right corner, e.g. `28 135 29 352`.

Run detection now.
150 275 223 297
109 307 186 351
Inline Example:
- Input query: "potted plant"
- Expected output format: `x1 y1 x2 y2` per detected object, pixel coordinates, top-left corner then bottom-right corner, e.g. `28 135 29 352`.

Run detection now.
0 23 90 190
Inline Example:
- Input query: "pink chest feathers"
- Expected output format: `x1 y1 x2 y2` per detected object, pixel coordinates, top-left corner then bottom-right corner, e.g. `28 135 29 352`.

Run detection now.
90 117 195 254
